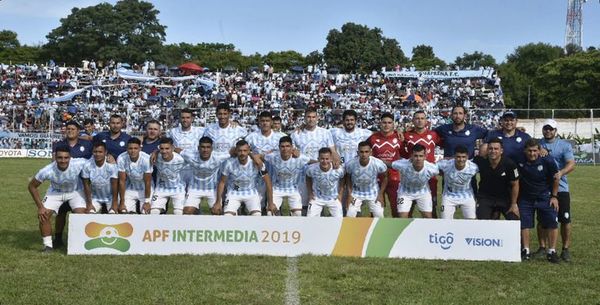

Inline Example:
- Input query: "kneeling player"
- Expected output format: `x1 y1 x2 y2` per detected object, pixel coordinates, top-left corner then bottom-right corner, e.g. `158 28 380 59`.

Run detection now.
306 148 345 217
437 145 479 219
150 137 187 215
28 146 87 252
82 142 119 214
344 141 388 218
117 138 153 214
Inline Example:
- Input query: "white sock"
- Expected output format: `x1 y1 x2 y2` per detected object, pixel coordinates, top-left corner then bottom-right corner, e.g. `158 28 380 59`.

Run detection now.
250 211 261 216
291 210 302 217
43 236 53 248
523 247 530 254
150 209 161 215
548 248 556 254
173 209 183 215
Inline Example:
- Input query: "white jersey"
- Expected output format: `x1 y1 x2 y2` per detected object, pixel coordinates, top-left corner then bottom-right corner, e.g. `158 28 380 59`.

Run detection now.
117 152 153 191
155 152 186 193
265 153 311 193
167 125 206 152
222 158 261 196
34 158 87 194
391 159 439 196
344 156 387 200
437 159 479 199
306 163 345 201
180 150 226 192
291 127 334 161
245 130 285 155
81 159 118 201
203 123 248 159
330 127 372 163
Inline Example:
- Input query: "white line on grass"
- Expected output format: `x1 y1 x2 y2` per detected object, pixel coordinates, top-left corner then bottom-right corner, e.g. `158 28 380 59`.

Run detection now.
285 257 300 305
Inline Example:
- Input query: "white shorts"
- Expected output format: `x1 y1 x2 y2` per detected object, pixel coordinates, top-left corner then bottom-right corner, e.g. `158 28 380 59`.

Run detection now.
123 189 146 213
223 193 261 215
347 197 384 218
273 190 303 211
43 191 86 213
441 196 476 219
307 198 343 218
151 191 186 211
89 199 114 213
184 190 217 208
397 193 432 213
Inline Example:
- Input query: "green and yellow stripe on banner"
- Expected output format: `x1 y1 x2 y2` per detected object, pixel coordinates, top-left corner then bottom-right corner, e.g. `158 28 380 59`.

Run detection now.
332 218 413 257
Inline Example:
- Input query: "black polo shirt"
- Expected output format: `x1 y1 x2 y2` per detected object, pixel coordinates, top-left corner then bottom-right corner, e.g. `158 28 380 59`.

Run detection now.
473 156 519 200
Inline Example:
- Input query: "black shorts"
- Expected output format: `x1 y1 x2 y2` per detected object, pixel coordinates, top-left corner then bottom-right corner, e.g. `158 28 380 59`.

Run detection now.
476 195 519 220
557 192 571 224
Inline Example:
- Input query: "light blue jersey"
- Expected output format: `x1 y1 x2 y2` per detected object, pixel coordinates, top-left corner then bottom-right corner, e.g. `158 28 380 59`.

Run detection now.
265 153 311 193
437 159 479 199
117 152 153 191
306 163 345 201
540 138 574 192
330 127 372 163
155 152 186 193
291 127 334 161
345 156 387 200
167 125 206 152
222 158 261 196
181 150 226 192
204 123 248 159
34 158 87 194
391 159 439 196
81 159 118 201
246 130 285 155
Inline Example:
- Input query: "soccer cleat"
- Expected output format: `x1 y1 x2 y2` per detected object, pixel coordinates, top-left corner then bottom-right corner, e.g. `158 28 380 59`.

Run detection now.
531 247 546 259
560 249 571 262
52 238 64 249
42 246 53 254
521 249 530 261
547 251 560 264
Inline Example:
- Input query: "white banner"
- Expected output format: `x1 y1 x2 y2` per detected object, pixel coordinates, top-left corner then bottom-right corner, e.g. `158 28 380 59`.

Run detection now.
68 215 520 262
0 149 52 158
383 69 495 79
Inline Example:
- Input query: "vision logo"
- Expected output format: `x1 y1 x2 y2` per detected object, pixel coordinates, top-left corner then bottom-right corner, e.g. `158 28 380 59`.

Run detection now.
84 222 133 252
465 237 503 247
429 232 454 250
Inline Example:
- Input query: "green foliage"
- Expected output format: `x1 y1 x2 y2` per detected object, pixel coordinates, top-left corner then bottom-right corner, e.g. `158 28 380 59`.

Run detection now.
410 44 446 70
454 51 497 69
263 50 305 71
0 30 42 64
44 0 166 65
305 50 324 66
323 22 407 73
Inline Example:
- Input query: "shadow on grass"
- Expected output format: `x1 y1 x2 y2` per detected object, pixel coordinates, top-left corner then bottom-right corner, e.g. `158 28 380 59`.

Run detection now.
0 229 65 253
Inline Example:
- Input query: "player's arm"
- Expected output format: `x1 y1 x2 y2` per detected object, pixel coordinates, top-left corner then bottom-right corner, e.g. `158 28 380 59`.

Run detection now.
507 180 519 217
262 172 277 214
557 159 576 179
337 177 345 202
82 178 94 213
110 178 118 213
142 173 152 213
118 171 127 213
550 168 560 212
344 173 353 208
377 172 388 207
28 178 51 222
212 175 228 215
329 146 342 168
306 175 315 201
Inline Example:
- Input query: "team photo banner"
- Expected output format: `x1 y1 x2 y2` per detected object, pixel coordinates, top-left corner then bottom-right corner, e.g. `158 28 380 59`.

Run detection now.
383 69 495 79
68 215 520 262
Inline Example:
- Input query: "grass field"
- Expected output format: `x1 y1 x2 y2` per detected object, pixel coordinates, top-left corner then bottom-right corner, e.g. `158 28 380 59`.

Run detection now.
1 158 599 305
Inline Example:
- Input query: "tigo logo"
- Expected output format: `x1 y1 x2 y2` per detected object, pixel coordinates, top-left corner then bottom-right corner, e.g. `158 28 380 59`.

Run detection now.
429 232 454 250
465 237 503 247
84 222 133 252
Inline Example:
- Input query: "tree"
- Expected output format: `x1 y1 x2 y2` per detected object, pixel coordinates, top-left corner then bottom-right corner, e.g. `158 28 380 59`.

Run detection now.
454 51 497 69
44 0 166 65
0 30 41 64
0 30 20 51
263 51 305 71
323 23 407 73
410 44 446 70
304 50 323 66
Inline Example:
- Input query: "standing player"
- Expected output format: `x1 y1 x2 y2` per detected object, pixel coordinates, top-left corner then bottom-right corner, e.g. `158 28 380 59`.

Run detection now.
389 144 439 218
94 114 131 160
344 141 388 218
28 146 87 252
204 103 248 160
81 142 119 214
167 109 205 188
437 145 479 219
368 112 404 217
181 137 226 215
149 137 187 215
264 136 313 216
330 110 372 164
483 111 531 162
434 105 488 158
403 110 442 217
212 140 276 216
142 119 162 155
306 148 345 218
117 138 153 214
517 139 560 263
536 119 576 262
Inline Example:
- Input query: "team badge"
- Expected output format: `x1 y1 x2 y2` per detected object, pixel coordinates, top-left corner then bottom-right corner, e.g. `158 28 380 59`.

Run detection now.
516 137 522 143
80 146 85 152
120 141 125 147
498 136 503 140
465 130 471 136
537 165 543 171
392 138 398 144
427 134 432 140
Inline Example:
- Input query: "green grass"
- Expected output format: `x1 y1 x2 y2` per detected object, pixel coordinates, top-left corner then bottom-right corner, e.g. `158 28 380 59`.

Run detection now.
1 158 599 305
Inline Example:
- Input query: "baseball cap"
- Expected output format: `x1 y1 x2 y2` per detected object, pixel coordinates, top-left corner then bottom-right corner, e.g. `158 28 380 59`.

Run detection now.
542 119 558 129
501 111 516 119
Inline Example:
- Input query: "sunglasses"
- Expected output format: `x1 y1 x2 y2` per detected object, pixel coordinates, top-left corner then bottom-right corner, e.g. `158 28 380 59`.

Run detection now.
542 126 555 131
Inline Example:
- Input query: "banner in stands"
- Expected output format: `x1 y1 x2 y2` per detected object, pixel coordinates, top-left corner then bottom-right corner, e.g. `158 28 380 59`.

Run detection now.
0 149 53 158
68 215 520 262
383 69 495 79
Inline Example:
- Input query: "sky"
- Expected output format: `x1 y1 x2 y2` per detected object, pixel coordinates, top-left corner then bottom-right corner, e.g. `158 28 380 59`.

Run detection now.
1 0 600 63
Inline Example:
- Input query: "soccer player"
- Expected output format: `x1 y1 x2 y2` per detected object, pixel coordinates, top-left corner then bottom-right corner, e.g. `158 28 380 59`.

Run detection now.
181 137 226 215
330 110 372 164
212 140 276 216
483 111 531 162
306 148 345 217
434 105 488 158
117 138 153 214
264 136 313 216
517 139 560 263
149 137 187 215
81 142 119 214
142 119 162 155
203 103 248 160
536 119 576 262
94 114 131 160
167 109 205 187
28 146 87 252
344 141 388 218
437 145 479 219
79 118 97 141
473 138 520 220
368 112 403 217
403 110 442 217
389 144 439 218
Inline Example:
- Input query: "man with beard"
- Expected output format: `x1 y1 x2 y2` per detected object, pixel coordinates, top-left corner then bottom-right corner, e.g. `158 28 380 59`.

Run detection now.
94 114 131 160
